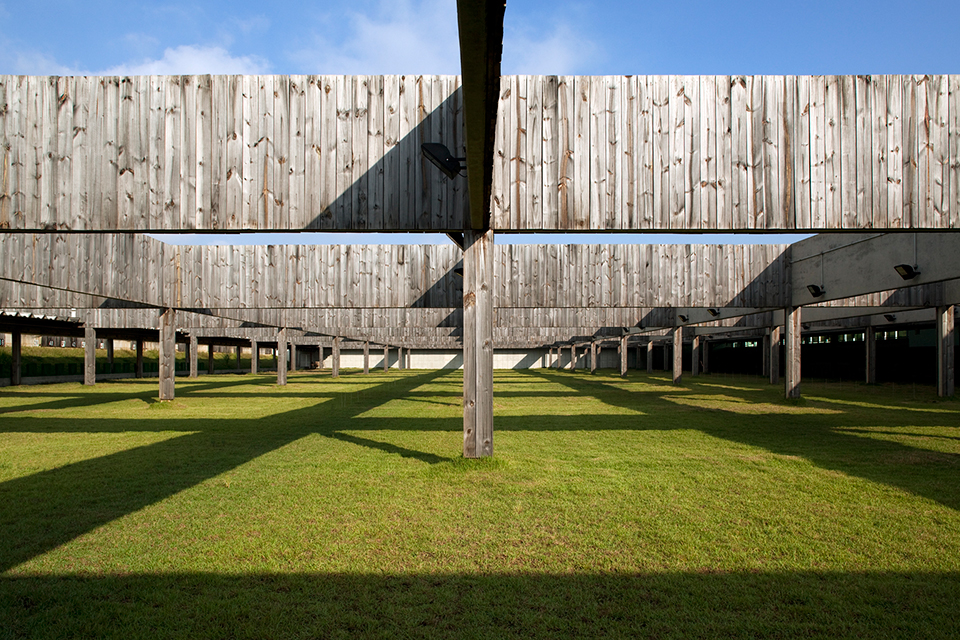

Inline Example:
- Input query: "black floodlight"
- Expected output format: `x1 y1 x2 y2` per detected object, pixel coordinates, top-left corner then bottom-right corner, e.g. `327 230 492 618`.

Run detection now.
894 263 921 280
453 267 464 278
884 314 897 322
678 314 689 323
707 308 720 317
421 143 465 179
807 284 825 297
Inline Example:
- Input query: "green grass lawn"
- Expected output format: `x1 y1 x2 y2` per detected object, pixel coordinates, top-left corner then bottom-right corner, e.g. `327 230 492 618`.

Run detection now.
1 369 959 638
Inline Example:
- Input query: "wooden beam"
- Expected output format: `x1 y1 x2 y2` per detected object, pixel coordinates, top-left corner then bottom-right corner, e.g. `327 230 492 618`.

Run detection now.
159 308 175 401
84 327 96 386
383 345 389 372
277 328 288 385
332 336 340 378
672 327 682 384
251 340 259 375
463 228 494 458
620 335 628 377
363 340 369 374
784 306 801 399
590 341 597 373
456 0 505 230
290 343 298 372
188 334 198 378
937 305 955 397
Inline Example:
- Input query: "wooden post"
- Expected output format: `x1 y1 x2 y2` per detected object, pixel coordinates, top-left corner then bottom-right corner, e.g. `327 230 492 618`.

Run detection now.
865 326 876 384
84 327 97 386
590 341 597 373
363 341 370 374
463 228 494 458
207 343 215 374
398 345 404 370
784 306 802 399
332 337 341 378
762 331 771 377
646 341 653 373
235 345 241 370
672 327 682 385
188 335 198 378
937 306 955 397
770 326 781 385
621 336 628 376
663 341 670 371
277 329 288 385
569 344 576 370
106 339 114 374
383 346 389 372
702 339 709 374
135 339 144 379
691 335 700 376
11 331 21 386
159 308 176 401
290 343 298 372
251 340 259 374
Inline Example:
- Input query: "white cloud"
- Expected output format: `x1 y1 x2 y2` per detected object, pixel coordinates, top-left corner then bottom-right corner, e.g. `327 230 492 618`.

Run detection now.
7 51 81 75
503 22 599 75
290 0 460 74
97 45 269 75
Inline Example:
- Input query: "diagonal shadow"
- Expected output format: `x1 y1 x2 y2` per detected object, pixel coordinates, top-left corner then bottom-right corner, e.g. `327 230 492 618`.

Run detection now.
0 370 451 572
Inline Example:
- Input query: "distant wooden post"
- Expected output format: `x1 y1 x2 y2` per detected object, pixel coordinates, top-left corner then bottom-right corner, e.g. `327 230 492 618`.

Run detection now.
188 335 198 378
235 345 241 370
207 343 215 374
397 345 404 370
11 331 21 386
590 341 597 373
762 331 771 377
646 341 653 373
937 306 955 397
290 343 298 372
135 339 144 379
672 327 682 385
662 342 670 371
620 336 628 377
784 306 802 399
702 339 710 374
332 337 341 378
383 346 389 372
463 228 494 459
159 308 176 401
84 327 97 386
769 326 781 385
277 329 288 386
569 344 576 370
363 341 370 374
251 340 259 374
865 326 876 384
106 339 114 374
691 335 700 376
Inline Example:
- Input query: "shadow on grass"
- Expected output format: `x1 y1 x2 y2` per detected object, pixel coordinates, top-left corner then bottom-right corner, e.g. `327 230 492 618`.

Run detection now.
0 371 454 573
2 570 959 638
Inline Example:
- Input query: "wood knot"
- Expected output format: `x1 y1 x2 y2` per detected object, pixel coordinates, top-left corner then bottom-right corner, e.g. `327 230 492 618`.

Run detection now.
463 292 476 308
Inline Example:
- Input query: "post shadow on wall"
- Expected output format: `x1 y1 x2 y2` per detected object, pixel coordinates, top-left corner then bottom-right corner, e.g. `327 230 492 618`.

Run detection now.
304 87 468 232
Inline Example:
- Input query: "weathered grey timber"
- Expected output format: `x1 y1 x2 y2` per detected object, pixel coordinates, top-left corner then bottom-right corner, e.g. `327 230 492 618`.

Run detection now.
937 305 955 397
646 341 653 373
3 74 959 232
463 229 494 458
865 325 877 384
672 327 682 384
383 345 389 372
83 326 96 385
250 339 258 375
159 308 175 400
332 336 340 378
363 341 369 374
135 339 143 378
691 335 700 376
784 307 801 398
188 335 198 378
769 326 781 385
277 328 287 386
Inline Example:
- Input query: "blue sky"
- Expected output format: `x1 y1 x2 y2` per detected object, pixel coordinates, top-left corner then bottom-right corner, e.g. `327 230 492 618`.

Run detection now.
3 1 957 245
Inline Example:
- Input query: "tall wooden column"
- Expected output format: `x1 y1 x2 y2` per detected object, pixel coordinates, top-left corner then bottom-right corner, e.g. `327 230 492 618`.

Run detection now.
463 228 494 459
937 306 955 397
363 341 370 374
290 343 298 372
383 346 389 372
106 339 114 374
135 339 144 379
691 335 700 376
590 341 597 373
762 331 771 377
251 340 259 374
277 329 288 385
235 345 241 370
188 335 198 378
769 326 781 385
569 344 576 370
398 346 404 370
620 336 628 377
207 343 215 374
646 341 653 373
11 331 21 386
84 327 97 386
662 342 670 371
784 306 801 399
865 326 877 384
332 337 341 378
672 327 682 385
702 339 709 374
159 308 176 401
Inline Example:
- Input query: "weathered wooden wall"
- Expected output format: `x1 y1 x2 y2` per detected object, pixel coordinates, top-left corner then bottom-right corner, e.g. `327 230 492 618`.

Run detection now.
2 75 958 231
0 234 789 309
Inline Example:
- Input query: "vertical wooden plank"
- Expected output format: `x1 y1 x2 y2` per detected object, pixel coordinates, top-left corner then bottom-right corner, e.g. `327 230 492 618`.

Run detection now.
749 75 765 229
588 77 605 229
287 75 306 229
715 76 732 230
796 76 812 229
352 75 369 229
809 75 826 228
929 75 949 228
318 75 338 228
839 75 857 228
621 75 637 228
198 74 214 229
669 76 686 229
162 76 182 229
22 76 42 229
685 76 700 229
542 75 559 229
159 308 176 400
180 75 198 229
491 75 509 228
1 76 23 229
606 76 621 228
700 75 718 229
855 75 874 228
573 76 591 229
84 326 97 386
903 75 920 228
730 76 748 229
557 75 576 229
784 305 801 398
937 305 955 397
277 327 288 385
55 76 74 230
382 75 400 229
463 228 494 457
824 75 842 229
527 74 543 229
335 75 354 229
398 74 418 229
652 75 670 228
950 75 960 228
886 75 903 228
224 76 243 229
39 76 59 229
365 75 384 228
